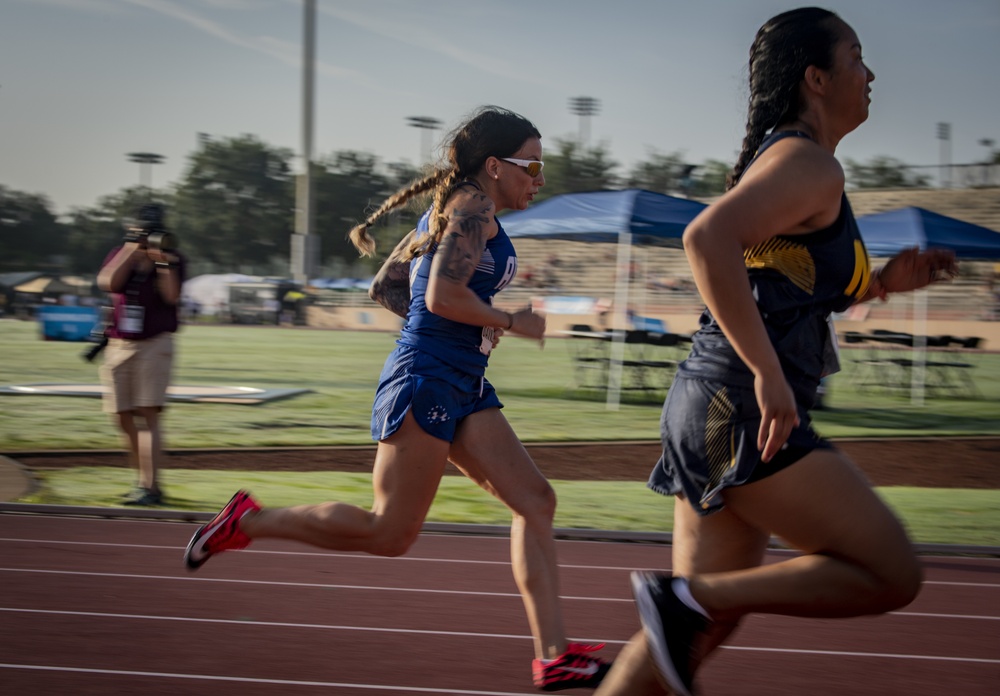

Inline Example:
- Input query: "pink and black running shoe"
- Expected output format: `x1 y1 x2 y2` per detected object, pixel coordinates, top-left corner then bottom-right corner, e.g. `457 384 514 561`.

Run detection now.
184 490 261 570
532 641 610 691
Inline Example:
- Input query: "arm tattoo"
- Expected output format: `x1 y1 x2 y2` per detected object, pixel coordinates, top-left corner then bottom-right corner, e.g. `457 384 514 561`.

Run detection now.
370 267 410 318
437 196 493 283
369 230 415 318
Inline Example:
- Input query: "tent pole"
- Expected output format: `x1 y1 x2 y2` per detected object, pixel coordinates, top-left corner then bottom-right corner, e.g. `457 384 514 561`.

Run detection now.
911 288 927 406
606 229 633 410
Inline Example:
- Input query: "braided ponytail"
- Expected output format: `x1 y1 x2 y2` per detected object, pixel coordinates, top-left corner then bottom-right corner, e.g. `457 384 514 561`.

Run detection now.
728 91 789 190
348 169 448 257
421 167 462 255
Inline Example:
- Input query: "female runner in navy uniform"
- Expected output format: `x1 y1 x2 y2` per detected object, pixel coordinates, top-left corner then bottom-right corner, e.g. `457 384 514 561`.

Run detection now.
184 106 609 692
595 8 958 696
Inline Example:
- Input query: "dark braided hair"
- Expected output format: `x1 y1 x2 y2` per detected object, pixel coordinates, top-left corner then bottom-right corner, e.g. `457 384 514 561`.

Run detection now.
349 105 540 258
727 7 842 190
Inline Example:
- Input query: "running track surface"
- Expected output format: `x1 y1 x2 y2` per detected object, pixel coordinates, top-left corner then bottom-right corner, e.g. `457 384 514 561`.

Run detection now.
1 513 998 695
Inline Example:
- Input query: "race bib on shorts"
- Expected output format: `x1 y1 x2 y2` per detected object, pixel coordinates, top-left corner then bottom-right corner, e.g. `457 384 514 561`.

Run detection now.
479 326 498 356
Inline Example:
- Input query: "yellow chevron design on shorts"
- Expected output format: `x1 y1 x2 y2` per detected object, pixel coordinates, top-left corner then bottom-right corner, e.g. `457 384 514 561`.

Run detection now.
744 238 816 295
704 386 737 505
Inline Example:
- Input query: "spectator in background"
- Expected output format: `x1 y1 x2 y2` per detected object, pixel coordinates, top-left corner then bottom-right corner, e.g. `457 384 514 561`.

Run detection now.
96 204 186 506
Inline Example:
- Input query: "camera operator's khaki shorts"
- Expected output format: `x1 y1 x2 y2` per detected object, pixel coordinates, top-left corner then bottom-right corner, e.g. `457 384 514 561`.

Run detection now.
99 333 175 414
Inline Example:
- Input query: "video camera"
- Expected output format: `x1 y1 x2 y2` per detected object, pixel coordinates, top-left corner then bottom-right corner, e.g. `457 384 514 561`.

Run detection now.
123 203 178 252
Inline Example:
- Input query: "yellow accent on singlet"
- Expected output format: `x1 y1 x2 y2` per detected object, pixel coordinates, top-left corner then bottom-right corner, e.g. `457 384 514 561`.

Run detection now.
744 238 817 295
846 239 874 300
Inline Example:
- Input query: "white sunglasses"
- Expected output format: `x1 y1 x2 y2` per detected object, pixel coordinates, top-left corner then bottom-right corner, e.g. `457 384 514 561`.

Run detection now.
500 157 544 177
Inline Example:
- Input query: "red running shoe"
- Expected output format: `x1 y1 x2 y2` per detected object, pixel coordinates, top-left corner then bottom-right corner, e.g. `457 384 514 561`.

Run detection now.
532 641 610 691
184 490 261 570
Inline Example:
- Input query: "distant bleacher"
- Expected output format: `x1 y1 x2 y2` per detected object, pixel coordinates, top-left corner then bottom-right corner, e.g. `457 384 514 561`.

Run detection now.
506 187 1000 323
846 186 1000 232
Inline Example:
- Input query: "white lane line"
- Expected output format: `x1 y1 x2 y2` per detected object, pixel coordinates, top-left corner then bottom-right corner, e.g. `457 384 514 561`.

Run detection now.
900 611 1000 620
0 567 630 602
0 663 537 695
3 538 999 581
722 645 1000 664
923 580 1000 588
0 537 618 570
3 568 1000 619
3 608 998 665
0 607 538 642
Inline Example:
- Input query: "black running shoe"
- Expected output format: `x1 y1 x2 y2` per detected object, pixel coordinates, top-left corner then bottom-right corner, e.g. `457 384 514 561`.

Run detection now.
630 571 709 696
122 487 163 506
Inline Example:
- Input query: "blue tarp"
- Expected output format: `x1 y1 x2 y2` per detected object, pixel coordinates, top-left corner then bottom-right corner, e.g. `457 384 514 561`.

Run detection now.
857 207 1000 260
36 305 100 341
500 189 706 245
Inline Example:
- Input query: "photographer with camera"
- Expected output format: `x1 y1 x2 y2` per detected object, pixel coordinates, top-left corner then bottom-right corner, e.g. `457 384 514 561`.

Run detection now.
95 203 186 506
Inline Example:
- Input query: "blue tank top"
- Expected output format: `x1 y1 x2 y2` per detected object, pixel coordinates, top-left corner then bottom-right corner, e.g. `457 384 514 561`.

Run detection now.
680 131 874 402
396 202 519 376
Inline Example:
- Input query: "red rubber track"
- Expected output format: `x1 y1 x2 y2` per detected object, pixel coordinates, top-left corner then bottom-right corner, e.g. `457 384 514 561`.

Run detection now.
1 514 997 695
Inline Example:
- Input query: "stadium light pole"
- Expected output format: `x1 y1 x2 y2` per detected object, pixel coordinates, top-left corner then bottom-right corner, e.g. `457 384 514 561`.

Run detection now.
126 152 165 190
936 122 951 189
568 96 601 149
406 116 442 165
291 0 319 285
980 138 997 186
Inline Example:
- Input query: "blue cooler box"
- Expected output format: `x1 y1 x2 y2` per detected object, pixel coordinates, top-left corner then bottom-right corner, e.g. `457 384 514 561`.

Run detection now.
37 305 101 341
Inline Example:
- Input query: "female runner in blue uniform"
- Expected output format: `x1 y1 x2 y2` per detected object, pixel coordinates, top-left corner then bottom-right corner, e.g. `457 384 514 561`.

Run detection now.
595 9 958 696
184 106 609 692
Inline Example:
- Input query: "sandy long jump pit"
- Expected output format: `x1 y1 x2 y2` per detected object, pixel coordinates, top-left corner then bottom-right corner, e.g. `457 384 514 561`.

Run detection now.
0 383 310 405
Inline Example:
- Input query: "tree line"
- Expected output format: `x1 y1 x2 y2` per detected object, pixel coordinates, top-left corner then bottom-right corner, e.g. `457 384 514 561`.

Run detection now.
0 133 964 279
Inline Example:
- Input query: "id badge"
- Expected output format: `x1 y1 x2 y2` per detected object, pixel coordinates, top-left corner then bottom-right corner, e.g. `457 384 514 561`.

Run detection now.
119 305 145 334
821 315 842 377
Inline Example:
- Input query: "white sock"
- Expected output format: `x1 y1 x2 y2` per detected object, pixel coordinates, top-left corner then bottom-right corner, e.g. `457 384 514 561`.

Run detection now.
672 577 710 619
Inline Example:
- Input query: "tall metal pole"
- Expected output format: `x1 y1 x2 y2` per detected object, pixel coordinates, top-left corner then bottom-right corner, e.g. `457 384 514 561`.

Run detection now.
406 116 442 165
127 152 164 191
979 138 996 186
936 122 951 189
292 0 319 284
568 96 601 149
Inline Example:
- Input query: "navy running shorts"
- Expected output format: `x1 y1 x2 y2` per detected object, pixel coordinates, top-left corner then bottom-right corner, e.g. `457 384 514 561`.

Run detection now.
371 345 502 443
648 373 832 515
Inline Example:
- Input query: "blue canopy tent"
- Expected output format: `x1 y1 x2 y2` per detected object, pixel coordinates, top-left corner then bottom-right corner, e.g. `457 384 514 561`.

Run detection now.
857 206 1000 259
501 189 707 409
856 206 1000 404
501 188 707 245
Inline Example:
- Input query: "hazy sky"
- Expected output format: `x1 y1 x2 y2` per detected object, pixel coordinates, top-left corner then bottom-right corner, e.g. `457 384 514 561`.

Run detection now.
2 0 998 216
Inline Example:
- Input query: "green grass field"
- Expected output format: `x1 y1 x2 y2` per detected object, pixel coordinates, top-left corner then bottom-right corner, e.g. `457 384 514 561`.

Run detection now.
2 319 998 449
2 318 998 545
17 467 1000 546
